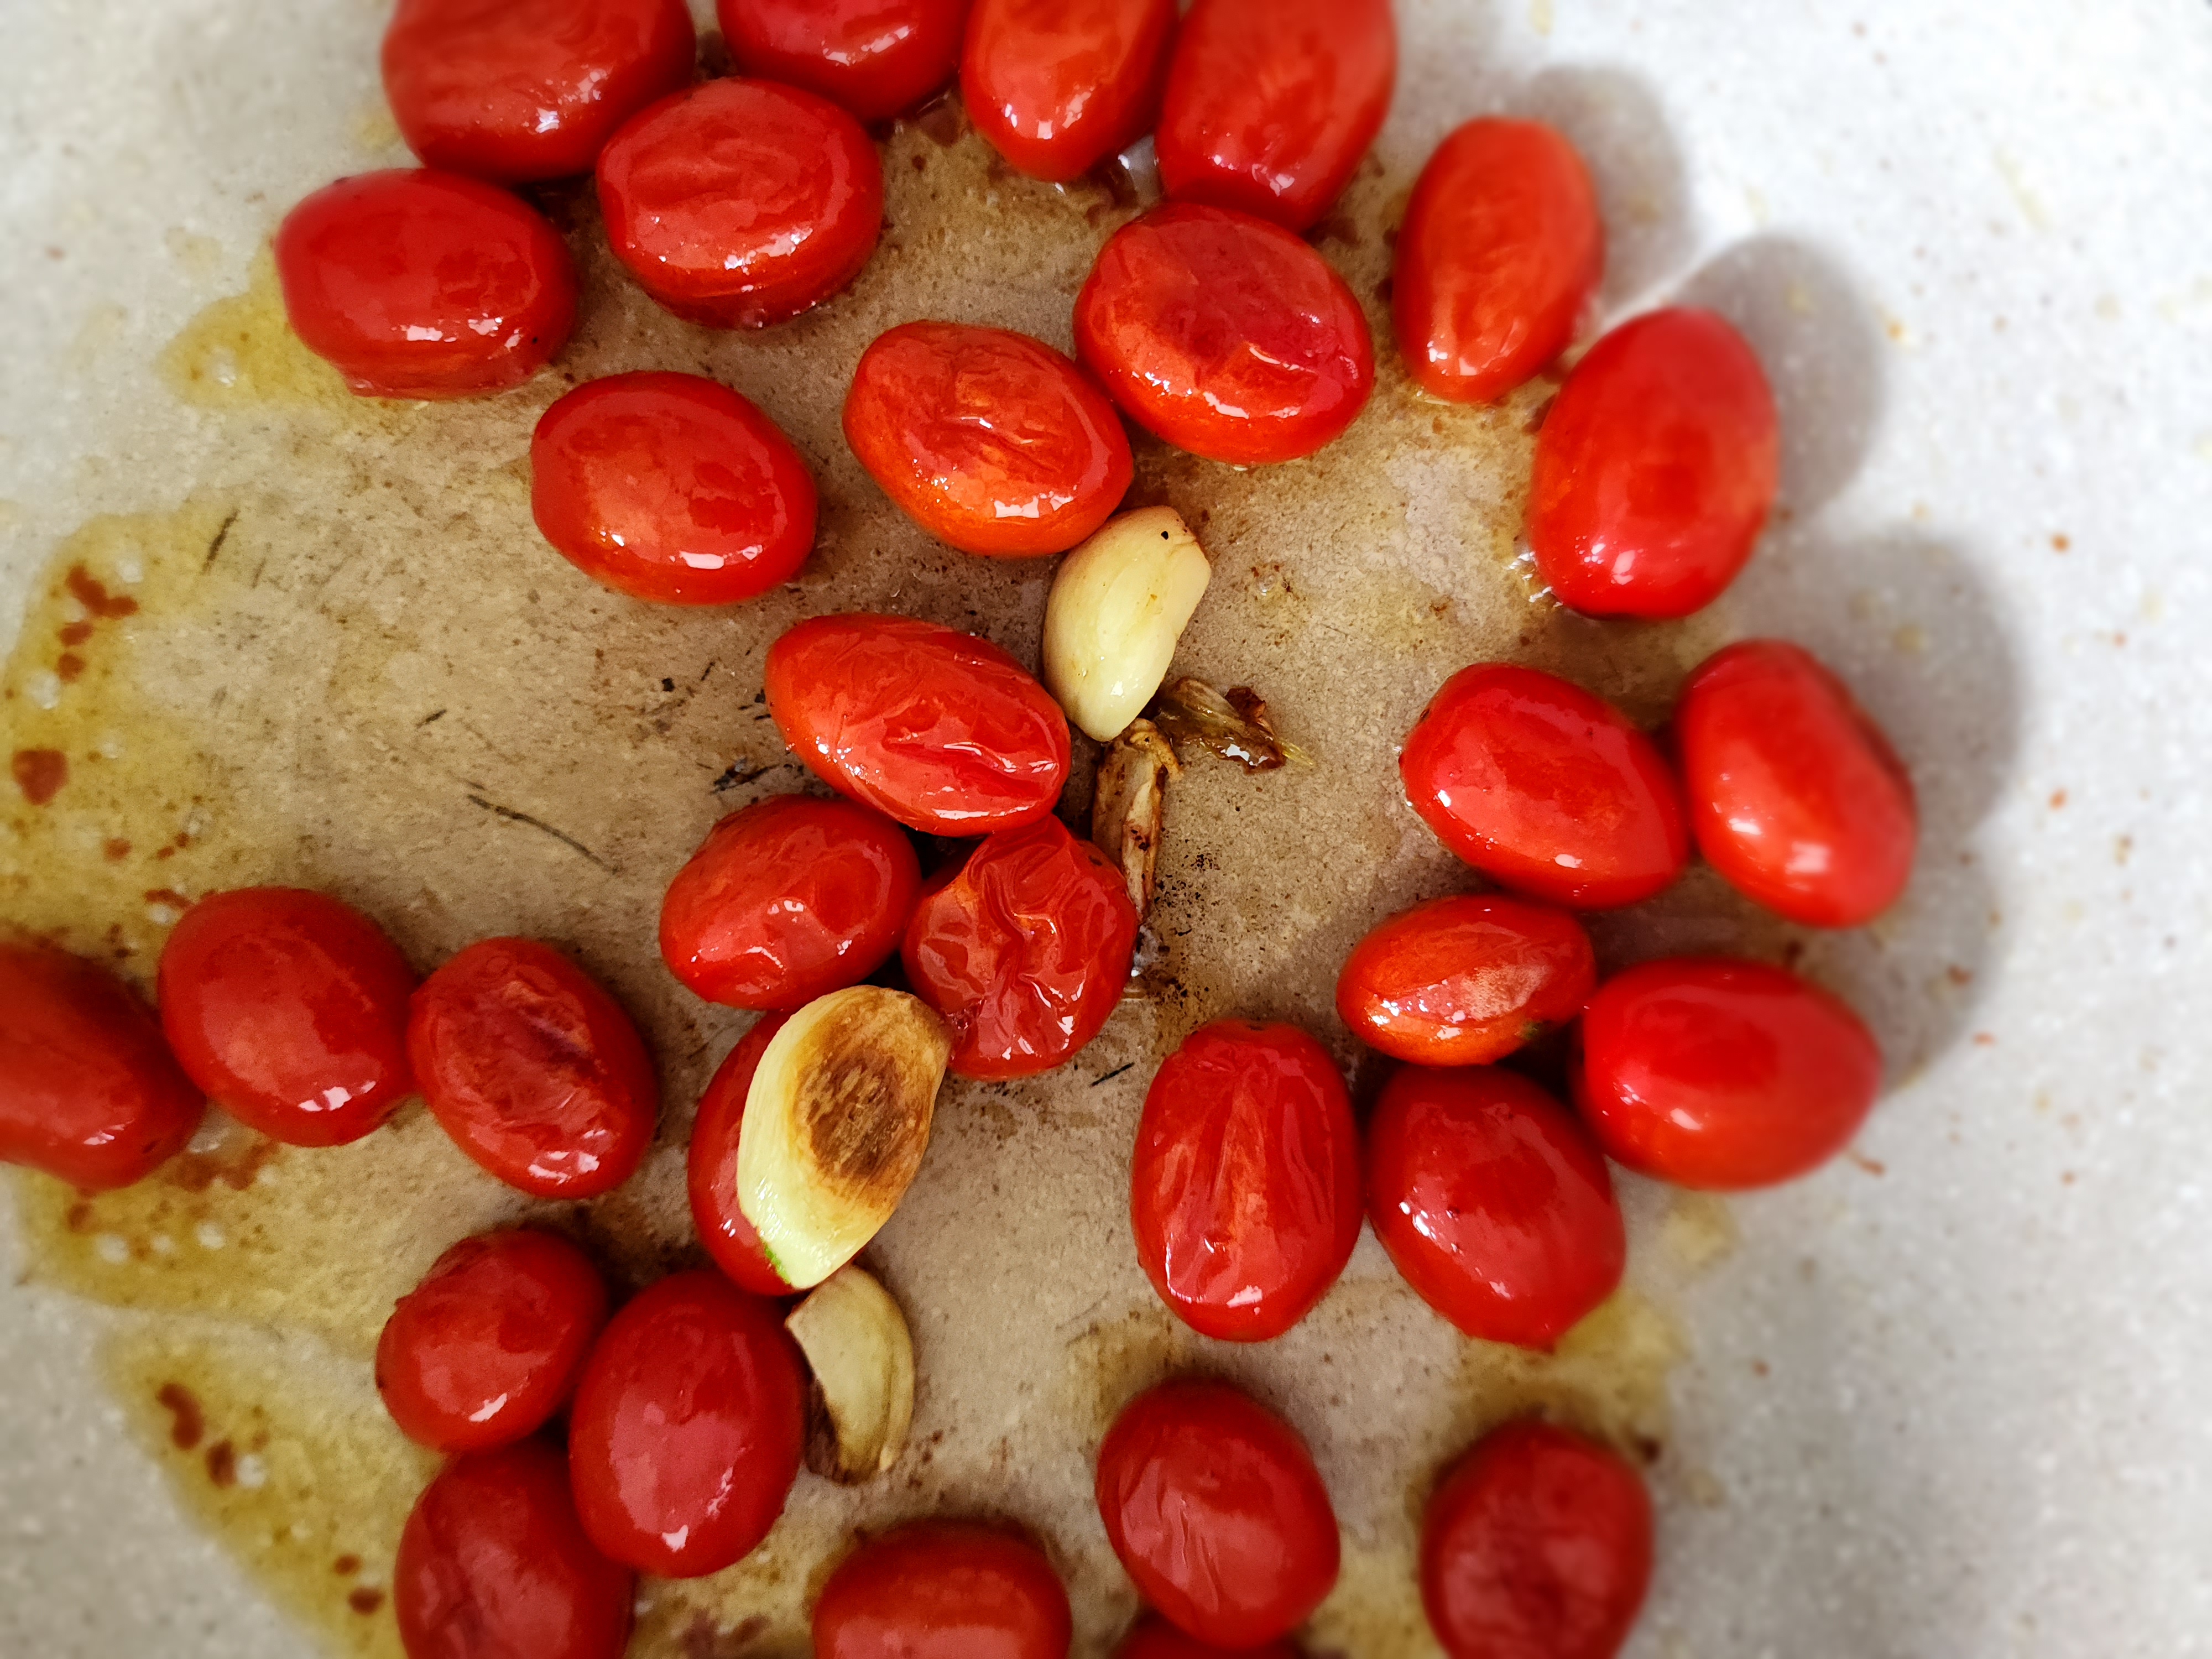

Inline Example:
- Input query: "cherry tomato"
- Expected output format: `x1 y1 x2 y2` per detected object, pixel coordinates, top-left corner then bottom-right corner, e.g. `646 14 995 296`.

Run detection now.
157 888 416 1147
1675 640 1917 928
1574 956 1881 1188
765 613 1072 834
567 1269 804 1577
901 818 1139 1080
962 0 1177 183
1399 664 1688 910
1074 202 1375 465
1155 0 1394 233
1096 1379 1339 1647
1421 1420 1652 1659
1394 119 1601 405
813 1519 1074 1659
375 1229 609 1453
406 938 657 1200
1336 895 1595 1067
687 1014 795 1297
1129 1021 1359 1343
844 322 1134 557
720 0 966 123
531 372 818 606
0 944 203 1192
1115 1616 1299 1659
1528 307 1779 619
597 80 884 328
274 170 577 399
381 0 695 185
394 1439 634 1659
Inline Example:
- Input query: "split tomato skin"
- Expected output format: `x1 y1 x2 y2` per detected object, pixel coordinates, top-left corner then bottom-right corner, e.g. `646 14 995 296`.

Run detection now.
1336 895 1596 1067
962 0 1178 183
686 1014 795 1297
720 0 966 123
813 1519 1074 1659
1115 1616 1300 1659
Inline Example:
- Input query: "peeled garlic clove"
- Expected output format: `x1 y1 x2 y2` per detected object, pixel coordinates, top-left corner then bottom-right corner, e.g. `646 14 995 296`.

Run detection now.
1092 718 1179 918
1043 507 1212 742
785 1264 915 1484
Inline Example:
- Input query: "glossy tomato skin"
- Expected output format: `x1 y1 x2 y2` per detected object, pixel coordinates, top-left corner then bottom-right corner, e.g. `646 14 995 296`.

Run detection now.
963 0 1177 183
1528 307 1780 619
813 1519 1074 1659
1130 1021 1359 1343
686 1015 795 1297
765 614 1071 834
902 818 1139 1079
1115 1616 1300 1659
157 888 416 1147
1574 956 1881 1190
1075 202 1375 466
1675 640 1918 927
845 322 1134 557
597 80 884 328
1421 1420 1652 1659
274 170 577 399
1400 665 1689 910
1096 1379 1339 1647
1337 895 1596 1067
721 0 966 123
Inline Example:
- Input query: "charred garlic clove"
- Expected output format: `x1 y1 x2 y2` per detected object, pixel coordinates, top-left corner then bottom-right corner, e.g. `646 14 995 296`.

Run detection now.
785 1264 916 1484
1042 507 1212 742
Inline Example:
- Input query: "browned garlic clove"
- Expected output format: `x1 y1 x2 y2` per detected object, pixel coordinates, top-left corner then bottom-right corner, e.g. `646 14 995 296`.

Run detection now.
1149 676 1303 772
1092 718 1180 918
785 1264 916 1484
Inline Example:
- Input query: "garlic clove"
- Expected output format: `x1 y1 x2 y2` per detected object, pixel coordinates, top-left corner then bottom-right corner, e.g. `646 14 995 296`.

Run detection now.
1042 507 1212 742
1092 718 1180 918
786 1264 916 1484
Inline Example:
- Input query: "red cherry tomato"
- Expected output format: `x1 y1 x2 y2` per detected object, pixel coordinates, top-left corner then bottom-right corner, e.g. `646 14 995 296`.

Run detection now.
1675 640 1917 927
765 613 1071 834
1076 204 1375 465
962 0 1177 183
687 1014 795 1297
1336 895 1595 1067
1528 307 1780 619
274 170 577 400
567 1269 804 1577
395 1439 634 1659
530 372 818 606
1115 1616 1299 1659
597 80 884 328
157 888 415 1147
1129 1021 1359 1343
813 1519 1074 1659
901 818 1139 1080
375 1229 609 1453
381 0 694 185
1399 664 1689 910
0 945 204 1191
844 322 1134 558
1394 119 1601 405
406 939 657 1200
1096 1379 1339 1647
1574 956 1881 1189
719 0 966 123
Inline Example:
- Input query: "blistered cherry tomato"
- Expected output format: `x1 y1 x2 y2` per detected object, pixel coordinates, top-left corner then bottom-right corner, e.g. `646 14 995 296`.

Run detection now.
1675 640 1917 927
902 818 1138 1080
1336 895 1595 1067
157 888 415 1147
1130 1021 1359 1343
395 1439 634 1659
687 1014 794 1297
530 372 817 605
766 613 1072 834
1400 665 1688 910
1115 1616 1299 1659
813 1519 1074 1659
274 170 577 399
597 80 884 328
721 0 965 123
1528 307 1779 619
962 0 1177 182
568 1269 804 1577
381 0 694 185
844 322 1134 557
1097 1379 1339 1647
1395 119 1601 405
1574 957 1881 1188
1075 202 1375 465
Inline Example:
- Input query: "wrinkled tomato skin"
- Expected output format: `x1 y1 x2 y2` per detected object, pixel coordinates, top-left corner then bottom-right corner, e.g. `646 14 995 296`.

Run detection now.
1399 664 1689 910
720 0 966 123
686 1015 795 1297
1675 640 1918 928
765 613 1072 834
1115 1616 1300 1659
1528 307 1780 619
274 170 577 400
157 888 416 1148
1336 895 1596 1067
1574 956 1882 1189
0 945 204 1192
567 1270 805 1578
813 1519 1074 1659
597 80 884 328
1421 1420 1653 1659
902 818 1139 1080
1074 202 1375 466
1395 119 1602 405
1156 0 1395 233
962 0 1177 183
1130 1021 1359 1343
844 322 1134 557
1096 1379 1339 1648
407 938 657 1201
